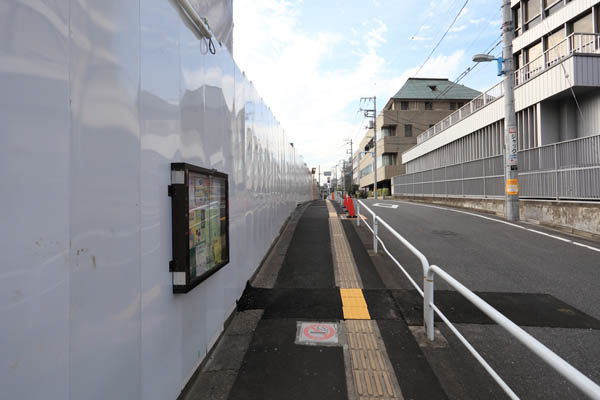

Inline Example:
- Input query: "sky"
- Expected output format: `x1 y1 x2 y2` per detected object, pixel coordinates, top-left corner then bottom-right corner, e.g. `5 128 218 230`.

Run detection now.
233 0 505 178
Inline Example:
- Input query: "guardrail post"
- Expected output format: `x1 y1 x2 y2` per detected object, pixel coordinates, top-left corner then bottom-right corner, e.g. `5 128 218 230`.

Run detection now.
554 144 559 200
357 202 361 226
461 164 465 197
424 267 435 341
373 217 378 253
483 159 486 197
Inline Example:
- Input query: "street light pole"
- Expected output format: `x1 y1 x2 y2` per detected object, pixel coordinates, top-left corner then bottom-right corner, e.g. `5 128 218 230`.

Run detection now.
373 96 378 199
501 0 519 221
473 1 519 221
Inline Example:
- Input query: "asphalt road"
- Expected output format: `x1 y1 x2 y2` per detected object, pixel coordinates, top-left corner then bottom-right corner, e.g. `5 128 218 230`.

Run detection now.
355 198 600 399
358 198 600 320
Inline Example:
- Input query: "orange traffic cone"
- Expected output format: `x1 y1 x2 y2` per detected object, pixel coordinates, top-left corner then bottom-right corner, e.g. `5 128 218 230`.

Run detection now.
347 195 357 218
343 194 348 209
332 192 334 200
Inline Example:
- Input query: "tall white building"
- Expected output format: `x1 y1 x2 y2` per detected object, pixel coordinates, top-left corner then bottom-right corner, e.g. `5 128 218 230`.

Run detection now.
398 0 600 201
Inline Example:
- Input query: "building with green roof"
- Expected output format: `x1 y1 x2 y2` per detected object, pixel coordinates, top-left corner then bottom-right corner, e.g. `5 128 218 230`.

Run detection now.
390 77 481 101
354 77 480 193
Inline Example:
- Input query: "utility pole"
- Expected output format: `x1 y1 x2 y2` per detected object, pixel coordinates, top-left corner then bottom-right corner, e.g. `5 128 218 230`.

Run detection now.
344 139 353 195
318 165 321 198
342 161 346 194
502 0 519 221
360 96 377 199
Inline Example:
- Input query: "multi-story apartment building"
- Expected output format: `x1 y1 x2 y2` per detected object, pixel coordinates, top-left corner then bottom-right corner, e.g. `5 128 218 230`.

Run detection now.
356 78 480 191
397 0 600 202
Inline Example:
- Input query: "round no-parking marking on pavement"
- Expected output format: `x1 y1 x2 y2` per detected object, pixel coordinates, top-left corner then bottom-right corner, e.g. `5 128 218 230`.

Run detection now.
296 321 339 346
304 323 335 340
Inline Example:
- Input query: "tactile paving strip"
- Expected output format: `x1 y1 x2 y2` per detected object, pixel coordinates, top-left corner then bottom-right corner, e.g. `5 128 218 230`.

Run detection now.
346 320 403 400
326 201 362 289
326 200 403 400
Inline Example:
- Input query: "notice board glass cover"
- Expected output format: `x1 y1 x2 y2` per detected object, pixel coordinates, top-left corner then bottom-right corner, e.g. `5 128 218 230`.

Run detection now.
169 163 229 293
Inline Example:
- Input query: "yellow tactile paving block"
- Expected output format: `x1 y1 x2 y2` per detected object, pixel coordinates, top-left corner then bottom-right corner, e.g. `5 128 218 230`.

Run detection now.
340 288 364 298
342 297 368 308
340 288 370 320
343 306 371 320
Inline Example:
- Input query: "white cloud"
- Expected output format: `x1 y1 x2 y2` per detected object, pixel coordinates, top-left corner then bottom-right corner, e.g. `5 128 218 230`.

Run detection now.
411 50 466 78
449 24 467 33
364 19 387 52
234 1 464 168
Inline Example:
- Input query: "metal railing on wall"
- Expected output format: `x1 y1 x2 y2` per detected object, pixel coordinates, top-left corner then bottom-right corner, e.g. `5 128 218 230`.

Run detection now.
417 81 505 145
355 200 600 399
395 135 600 201
416 33 600 146
515 33 600 86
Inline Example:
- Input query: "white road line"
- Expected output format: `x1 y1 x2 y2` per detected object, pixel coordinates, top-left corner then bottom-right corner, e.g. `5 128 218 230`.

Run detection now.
375 199 600 254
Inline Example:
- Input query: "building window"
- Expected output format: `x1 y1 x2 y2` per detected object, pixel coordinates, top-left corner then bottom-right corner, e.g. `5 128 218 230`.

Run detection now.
377 153 398 168
424 101 433 110
514 5 521 35
526 40 543 71
571 11 594 34
404 124 413 137
450 102 457 110
457 102 465 108
400 101 409 110
543 0 564 18
525 0 541 23
381 126 396 137
360 164 372 178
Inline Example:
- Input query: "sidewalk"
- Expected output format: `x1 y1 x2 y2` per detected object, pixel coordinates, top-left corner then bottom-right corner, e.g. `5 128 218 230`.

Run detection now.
180 199 448 400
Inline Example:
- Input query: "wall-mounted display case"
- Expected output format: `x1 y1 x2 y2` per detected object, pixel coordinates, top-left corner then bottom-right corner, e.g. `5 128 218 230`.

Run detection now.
169 163 229 293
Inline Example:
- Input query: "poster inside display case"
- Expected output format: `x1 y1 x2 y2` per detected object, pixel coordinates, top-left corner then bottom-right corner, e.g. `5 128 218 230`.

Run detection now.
169 163 229 293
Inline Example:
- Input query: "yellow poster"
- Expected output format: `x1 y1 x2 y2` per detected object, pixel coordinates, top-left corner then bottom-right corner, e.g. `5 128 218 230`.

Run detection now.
506 179 519 195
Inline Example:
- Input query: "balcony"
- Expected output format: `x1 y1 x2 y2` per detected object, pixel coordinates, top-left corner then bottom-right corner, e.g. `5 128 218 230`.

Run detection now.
515 33 600 86
415 33 600 147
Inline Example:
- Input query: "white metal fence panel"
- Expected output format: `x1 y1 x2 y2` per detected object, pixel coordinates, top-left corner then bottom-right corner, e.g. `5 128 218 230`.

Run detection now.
394 136 600 200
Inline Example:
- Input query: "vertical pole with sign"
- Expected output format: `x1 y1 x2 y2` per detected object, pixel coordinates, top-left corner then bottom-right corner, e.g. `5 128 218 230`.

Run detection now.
502 0 519 221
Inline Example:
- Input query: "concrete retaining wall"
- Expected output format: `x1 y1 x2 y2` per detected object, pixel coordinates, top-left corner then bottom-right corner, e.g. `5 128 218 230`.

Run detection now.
393 196 600 240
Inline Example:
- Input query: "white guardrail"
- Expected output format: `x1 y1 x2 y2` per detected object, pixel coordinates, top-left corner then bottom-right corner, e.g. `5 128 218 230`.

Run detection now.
355 199 600 400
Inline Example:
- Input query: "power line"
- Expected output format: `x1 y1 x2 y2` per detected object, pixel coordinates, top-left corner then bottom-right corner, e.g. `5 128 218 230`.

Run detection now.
463 7 502 55
352 115 367 144
352 37 502 143
410 0 461 41
414 0 470 77
433 36 502 100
